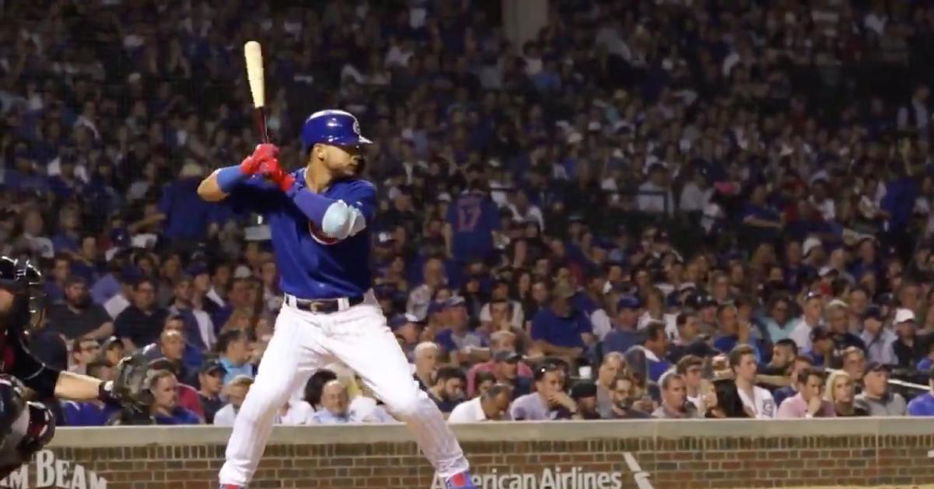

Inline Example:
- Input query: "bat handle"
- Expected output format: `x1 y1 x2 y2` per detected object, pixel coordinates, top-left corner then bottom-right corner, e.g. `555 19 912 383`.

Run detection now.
254 107 270 143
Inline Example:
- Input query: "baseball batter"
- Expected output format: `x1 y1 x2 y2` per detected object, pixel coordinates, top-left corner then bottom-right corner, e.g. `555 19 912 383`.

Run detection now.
198 110 475 489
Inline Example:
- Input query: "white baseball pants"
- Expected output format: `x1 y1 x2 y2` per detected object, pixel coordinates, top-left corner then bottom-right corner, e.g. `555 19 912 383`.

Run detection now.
218 292 469 486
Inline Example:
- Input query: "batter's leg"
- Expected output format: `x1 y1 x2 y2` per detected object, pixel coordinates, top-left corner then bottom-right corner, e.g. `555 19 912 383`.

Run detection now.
218 306 330 487
327 302 472 485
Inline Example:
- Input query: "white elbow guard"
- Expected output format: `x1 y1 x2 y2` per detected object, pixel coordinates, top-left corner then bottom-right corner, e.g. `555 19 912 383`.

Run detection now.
320 200 367 240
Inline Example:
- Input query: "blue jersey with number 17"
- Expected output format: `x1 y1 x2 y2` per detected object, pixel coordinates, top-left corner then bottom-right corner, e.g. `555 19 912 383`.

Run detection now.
446 190 500 263
226 168 376 299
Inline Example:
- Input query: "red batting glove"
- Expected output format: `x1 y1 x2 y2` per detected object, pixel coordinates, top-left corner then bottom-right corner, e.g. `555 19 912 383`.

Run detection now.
240 143 280 175
259 158 295 192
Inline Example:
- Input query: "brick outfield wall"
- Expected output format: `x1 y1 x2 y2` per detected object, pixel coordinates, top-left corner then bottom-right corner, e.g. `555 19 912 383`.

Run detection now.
4 419 934 489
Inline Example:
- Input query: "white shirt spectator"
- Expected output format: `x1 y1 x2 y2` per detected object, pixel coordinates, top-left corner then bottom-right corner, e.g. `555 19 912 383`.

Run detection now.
898 98 930 134
406 283 434 322
478 300 524 330
385 42 413 68
860 328 897 366
213 404 237 426
864 11 887 36
590 309 613 341
104 293 130 320
21 234 54 259
507 203 545 232
637 181 675 215
448 397 491 423
737 385 777 419
789 317 821 352
191 308 216 350
278 400 315 425
678 181 711 213
595 24 630 59
810 197 836 221
206 287 226 308
348 396 396 423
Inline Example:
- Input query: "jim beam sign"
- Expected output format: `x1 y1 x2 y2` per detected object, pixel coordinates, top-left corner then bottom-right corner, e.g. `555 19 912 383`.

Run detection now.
0 450 106 489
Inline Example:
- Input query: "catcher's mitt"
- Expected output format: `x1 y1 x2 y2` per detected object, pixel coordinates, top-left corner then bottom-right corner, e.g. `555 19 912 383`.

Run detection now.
111 352 175 412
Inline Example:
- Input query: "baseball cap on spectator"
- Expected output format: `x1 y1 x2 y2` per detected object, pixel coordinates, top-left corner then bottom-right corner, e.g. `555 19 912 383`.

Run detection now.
101 335 121 352
377 231 395 244
818 266 837 278
617 295 641 310
686 340 719 358
865 361 891 373
444 296 467 309
110 228 130 249
427 300 446 316
863 305 884 322
187 262 209 277
810 327 832 343
389 313 420 330
233 264 252 278
493 350 522 363
685 293 717 310
678 282 697 294
199 359 227 376
120 264 143 282
569 380 598 400
802 237 823 258
855 235 878 248
894 308 916 324
389 315 408 329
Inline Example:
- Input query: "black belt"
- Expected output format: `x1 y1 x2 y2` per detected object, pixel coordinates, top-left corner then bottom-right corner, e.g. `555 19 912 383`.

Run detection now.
285 294 364 313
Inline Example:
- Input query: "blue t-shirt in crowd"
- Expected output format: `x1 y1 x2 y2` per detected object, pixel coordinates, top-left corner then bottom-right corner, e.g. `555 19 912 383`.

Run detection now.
61 401 120 426
220 357 254 385
773 385 796 408
435 328 487 355
917 358 933 373
647 357 672 383
530 308 591 349
159 177 216 241
881 177 919 229
90 273 121 305
713 336 764 363
153 407 201 425
51 232 79 253
907 393 934 416
602 329 643 356
572 292 598 317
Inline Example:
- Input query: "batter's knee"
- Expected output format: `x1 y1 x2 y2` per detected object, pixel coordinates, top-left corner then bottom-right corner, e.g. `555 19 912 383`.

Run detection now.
240 378 291 416
381 388 426 420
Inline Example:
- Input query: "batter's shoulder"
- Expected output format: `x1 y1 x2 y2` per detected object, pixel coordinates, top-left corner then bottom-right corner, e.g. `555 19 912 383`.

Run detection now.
337 177 377 195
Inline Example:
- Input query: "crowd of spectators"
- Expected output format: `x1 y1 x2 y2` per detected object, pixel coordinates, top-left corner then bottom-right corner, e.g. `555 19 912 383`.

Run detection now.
3 0 934 425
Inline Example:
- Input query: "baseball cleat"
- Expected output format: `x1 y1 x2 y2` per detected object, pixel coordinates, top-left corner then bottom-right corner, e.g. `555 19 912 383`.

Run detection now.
444 471 477 489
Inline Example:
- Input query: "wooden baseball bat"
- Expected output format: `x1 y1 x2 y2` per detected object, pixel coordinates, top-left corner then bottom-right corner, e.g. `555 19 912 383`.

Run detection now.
244 41 269 143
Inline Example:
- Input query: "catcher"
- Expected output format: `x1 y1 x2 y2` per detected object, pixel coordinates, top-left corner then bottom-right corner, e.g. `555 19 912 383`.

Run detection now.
0 256 132 478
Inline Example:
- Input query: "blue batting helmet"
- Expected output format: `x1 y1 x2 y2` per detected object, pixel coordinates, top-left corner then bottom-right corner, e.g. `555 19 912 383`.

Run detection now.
300 110 372 152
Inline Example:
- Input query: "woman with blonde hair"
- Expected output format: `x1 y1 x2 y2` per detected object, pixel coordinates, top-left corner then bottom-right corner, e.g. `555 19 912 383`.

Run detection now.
824 370 868 417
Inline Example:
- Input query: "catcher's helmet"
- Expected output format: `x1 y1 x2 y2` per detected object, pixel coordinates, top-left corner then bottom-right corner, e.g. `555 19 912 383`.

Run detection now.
300 110 372 152
0 257 45 329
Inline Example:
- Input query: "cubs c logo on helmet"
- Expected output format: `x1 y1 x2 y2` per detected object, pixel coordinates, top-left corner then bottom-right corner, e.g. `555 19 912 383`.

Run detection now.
352 120 361 136
308 221 340 245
